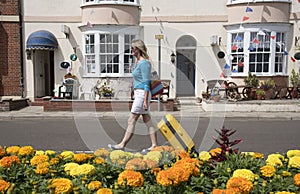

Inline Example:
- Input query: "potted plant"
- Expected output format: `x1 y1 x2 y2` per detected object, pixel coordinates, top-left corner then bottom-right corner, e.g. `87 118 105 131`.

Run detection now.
97 81 114 99
289 69 299 98
211 88 221 102
256 89 265 100
259 79 275 100
244 71 259 99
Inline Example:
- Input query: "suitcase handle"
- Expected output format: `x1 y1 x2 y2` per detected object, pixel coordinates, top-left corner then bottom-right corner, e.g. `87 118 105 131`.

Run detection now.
162 126 183 136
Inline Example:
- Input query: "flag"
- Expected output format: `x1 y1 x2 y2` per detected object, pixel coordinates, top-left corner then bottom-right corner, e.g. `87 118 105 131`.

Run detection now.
253 38 260 44
231 45 238 51
238 61 244 67
87 21 93 28
284 51 288 55
298 0 300 3
220 72 225 78
270 36 276 40
246 7 253 12
248 45 254 51
235 35 243 41
232 69 238 73
242 16 249 21
224 63 230 69
291 56 296 62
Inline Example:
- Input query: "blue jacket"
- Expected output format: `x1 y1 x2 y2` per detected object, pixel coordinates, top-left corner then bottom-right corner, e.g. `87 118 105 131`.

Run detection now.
132 59 151 91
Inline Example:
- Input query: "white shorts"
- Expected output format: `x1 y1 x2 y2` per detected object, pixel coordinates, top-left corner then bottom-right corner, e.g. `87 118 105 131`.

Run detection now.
131 89 151 114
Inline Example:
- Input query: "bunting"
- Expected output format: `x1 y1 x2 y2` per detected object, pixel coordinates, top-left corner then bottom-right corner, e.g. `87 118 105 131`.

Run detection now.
245 7 253 12
253 38 260 44
238 61 244 67
291 56 296 62
87 21 93 28
242 16 249 22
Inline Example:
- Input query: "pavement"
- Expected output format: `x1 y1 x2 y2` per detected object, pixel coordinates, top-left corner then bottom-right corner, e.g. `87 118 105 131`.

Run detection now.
1 98 300 120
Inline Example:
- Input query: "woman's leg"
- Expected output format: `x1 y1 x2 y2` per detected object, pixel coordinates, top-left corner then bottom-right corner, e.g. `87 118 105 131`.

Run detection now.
142 114 158 148
114 112 140 148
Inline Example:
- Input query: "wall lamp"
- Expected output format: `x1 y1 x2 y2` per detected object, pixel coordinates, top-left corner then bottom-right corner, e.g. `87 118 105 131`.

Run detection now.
170 52 176 64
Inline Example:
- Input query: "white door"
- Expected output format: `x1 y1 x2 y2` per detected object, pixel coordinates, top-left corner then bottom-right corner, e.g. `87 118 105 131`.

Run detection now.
176 49 195 96
34 51 46 97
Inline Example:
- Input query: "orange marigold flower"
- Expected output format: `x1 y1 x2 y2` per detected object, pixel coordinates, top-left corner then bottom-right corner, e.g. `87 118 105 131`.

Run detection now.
50 158 60 165
226 177 253 193
0 146 6 157
117 170 144 187
253 152 264 159
0 155 20 168
176 150 191 159
0 180 10 193
145 159 159 169
96 188 113 194
18 146 34 156
125 158 147 170
260 165 276 178
95 157 106 165
35 162 50 175
49 178 73 194
209 148 222 157
294 173 300 186
156 168 173 186
151 145 175 152
30 155 49 166
6 146 20 155
73 153 90 163
88 180 102 190
150 167 161 175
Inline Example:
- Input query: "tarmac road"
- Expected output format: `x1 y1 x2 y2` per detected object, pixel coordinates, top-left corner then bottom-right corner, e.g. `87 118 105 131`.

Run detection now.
0 117 299 156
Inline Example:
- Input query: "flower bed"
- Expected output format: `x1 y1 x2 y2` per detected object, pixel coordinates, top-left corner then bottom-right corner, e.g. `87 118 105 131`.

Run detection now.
0 145 300 194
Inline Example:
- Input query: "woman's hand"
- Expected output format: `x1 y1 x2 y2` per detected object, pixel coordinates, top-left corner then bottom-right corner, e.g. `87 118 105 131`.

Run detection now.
143 100 148 110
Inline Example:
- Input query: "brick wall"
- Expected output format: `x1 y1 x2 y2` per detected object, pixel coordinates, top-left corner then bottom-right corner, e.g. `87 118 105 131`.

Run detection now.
0 0 22 96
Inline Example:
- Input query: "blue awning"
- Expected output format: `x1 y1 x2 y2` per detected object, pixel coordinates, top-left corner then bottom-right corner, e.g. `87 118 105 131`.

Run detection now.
26 30 58 50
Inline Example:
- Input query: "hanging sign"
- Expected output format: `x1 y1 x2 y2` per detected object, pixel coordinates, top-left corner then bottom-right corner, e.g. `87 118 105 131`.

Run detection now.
70 53 78 61
60 61 71 69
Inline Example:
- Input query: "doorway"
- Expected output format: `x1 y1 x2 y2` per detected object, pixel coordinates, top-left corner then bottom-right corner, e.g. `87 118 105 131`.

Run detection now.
34 50 54 97
176 35 196 96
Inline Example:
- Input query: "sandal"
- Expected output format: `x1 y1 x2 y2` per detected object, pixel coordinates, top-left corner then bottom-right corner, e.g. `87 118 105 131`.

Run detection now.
108 144 125 151
141 146 156 153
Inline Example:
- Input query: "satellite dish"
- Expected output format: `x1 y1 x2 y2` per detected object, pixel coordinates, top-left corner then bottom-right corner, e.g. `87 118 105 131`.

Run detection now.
217 51 225 59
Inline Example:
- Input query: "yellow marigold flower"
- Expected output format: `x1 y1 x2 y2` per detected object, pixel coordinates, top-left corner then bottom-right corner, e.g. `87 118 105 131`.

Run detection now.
0 180 10 193
253 152 264 159
275 192 295 194
266 154 283 167
94 148 110 158
288 156 300 169
226 177 254 193
0 155 20 168
143 151 162 163
294 173 300 186
110 150 133 161
45 150 56 155
0 146 6 157
117 170 144 187
30 155 49 166
125 158 147 170
18 146 34 156
60 151 74 160
282 171 291 177
287 150 300 158
6 146 20 155
199 151 211 161
88 181 102 190
70 164 95 176
35 150 45 155
260 165 276 178
64 162 80 173
209 148 222 157
95 157 106 165
232 169 255 182
49 178 73 194
134 153 143 158
96 188 113 194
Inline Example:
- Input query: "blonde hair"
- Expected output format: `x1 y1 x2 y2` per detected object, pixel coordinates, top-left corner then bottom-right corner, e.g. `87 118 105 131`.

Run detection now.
131 39 149 60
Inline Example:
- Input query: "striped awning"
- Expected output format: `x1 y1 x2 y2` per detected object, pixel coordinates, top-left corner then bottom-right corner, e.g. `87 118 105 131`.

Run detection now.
26 30 58 50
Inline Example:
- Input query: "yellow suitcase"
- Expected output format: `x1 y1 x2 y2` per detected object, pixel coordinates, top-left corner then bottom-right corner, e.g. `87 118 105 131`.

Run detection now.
157 114 196 152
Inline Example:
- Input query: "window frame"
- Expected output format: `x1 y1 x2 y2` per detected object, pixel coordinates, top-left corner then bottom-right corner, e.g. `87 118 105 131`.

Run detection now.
227 0 291 5
226 24 290 77
82 0 140 6
82 26 139 78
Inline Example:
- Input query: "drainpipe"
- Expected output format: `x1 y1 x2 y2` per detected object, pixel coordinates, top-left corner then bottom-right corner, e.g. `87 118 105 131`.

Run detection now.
18 0 25 98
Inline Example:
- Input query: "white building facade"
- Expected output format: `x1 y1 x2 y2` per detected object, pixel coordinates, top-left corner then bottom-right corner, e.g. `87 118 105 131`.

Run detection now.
22 0 300 101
